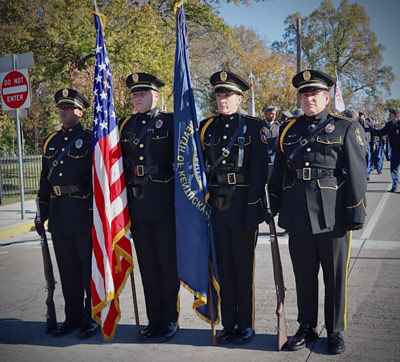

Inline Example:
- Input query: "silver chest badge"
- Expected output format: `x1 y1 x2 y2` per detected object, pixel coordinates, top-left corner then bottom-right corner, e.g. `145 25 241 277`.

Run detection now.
75 138 84 149
155 119 163 129
325 123 335 133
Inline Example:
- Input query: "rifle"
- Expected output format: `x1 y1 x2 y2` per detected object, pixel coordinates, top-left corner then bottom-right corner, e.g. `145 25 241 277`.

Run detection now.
35 198 57 334
265 186 288 351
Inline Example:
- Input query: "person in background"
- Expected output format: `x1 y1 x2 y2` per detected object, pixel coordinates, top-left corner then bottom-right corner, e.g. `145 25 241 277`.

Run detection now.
370 108 400 192
262 105 280 180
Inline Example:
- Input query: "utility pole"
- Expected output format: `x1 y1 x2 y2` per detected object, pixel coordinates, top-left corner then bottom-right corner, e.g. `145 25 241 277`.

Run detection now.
296 17 302 108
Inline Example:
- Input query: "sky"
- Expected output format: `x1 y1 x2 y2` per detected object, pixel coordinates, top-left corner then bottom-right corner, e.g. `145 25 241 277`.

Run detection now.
217 0 400 100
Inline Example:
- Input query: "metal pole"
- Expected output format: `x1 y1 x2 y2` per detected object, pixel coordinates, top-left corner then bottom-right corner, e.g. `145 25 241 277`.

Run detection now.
13 54 25 219
296 18 302 108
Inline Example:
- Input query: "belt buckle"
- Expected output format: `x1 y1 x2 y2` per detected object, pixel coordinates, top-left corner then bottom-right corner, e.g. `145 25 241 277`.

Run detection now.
227 173 236 185
303 168 311 181
53 185 61 196
136 165 144 177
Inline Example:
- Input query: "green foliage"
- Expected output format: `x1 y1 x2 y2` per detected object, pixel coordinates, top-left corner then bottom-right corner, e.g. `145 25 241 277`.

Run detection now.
276 0 394 107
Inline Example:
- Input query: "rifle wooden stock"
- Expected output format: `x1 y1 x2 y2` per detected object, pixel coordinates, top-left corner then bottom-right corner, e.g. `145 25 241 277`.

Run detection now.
36 198 57 333
268 216 288 351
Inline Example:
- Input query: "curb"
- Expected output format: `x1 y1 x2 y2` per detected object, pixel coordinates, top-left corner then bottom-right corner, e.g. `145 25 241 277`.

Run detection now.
0 222 35 241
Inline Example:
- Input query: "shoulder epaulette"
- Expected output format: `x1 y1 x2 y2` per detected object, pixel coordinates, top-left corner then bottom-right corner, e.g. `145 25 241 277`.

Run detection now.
43 131 60 153
84 128 92 134
200 117 215 150
330 112 353 122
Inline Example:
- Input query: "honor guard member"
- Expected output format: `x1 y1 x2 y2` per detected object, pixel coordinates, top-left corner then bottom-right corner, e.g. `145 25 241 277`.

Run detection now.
268 70 367 354
200 71 269 345
370 108 400 192
119 72 180 342
35 89 98 338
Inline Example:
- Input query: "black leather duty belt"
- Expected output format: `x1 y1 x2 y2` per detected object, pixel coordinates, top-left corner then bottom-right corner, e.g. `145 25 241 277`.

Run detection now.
53 184 81 196
134 164 173 177
295 168 342 181
216 172 247 185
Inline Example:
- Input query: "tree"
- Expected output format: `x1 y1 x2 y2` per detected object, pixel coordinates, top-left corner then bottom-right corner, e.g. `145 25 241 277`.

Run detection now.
274 0 394 107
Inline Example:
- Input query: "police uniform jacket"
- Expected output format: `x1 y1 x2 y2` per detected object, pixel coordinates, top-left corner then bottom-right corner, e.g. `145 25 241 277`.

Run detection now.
200 112 269 229
119 108 174 223
269 109 367 234
372 120 400 152
37 123 93 237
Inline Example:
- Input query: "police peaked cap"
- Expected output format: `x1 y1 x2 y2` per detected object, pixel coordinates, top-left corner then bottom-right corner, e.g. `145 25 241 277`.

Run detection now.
210 71 250 95
263 105 278 112
292 70 334 94
54 88 90 109
126 72 165 93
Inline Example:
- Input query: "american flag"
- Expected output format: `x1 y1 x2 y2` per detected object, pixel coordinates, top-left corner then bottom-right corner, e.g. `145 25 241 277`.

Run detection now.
91 11 133 341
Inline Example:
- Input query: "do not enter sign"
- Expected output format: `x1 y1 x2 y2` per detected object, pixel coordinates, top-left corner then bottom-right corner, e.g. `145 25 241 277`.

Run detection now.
0 69 30 110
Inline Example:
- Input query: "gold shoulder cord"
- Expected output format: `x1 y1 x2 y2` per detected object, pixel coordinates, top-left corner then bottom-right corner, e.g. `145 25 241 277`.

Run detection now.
200 118 214 150
279 118 297 153
119 115 133 137
43 132 59 153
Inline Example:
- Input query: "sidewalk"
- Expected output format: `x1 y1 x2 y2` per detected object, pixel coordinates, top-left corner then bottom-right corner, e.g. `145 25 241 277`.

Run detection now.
0 199 37 240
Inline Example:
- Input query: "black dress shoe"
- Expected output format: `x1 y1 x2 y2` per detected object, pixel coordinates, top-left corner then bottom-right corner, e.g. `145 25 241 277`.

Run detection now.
216 327 234 344
390 187 397 193
79 321 99 339
138 322 160 341
328 332 345 354
288 322 319 351
158 322 179 342
233 327 255 345
52 321 80 337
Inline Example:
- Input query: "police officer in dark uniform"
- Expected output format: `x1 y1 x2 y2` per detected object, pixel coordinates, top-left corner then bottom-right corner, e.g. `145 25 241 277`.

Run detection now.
200 71 269 345
35 89 98 338
269 70 367 354
371 108 400 192
119 73 180 342
357 111 373 180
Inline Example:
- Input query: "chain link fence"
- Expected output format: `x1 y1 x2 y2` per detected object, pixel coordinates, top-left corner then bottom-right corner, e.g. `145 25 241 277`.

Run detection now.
0 149 42 204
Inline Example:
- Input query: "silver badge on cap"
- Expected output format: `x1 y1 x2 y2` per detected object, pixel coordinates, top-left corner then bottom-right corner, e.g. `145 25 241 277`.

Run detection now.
325 123 335 133
75 138 83 149
62 88 69 97
155 119 163 129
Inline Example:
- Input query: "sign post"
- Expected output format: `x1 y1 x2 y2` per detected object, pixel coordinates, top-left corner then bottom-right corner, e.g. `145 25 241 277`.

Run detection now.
0 53 33 218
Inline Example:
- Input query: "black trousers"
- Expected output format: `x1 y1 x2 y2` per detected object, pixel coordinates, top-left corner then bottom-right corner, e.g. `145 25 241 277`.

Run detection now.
51 233 93 324
289 229 351 333
131 216 180 324
213 225 258 329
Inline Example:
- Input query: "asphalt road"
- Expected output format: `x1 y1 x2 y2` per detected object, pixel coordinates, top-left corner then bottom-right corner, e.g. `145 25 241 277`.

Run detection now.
0 162 399 362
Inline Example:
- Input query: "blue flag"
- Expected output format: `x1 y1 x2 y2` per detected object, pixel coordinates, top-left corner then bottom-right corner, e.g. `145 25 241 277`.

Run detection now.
173 1 220 324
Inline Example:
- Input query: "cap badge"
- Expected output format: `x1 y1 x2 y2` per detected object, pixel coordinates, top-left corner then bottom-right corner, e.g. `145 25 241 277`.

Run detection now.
155 119 163 129
220 71 228 82
62 89 69 97
325 123 335 133
75 138 84 149
303 70 311 81
133 73 139 83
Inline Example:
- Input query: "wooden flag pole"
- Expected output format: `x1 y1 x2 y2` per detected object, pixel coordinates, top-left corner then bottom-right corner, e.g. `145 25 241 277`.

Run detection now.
208 273 217 346
130 271 141 336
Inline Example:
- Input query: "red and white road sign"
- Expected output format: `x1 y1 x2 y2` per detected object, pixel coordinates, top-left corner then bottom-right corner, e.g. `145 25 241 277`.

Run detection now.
0 69 30 110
